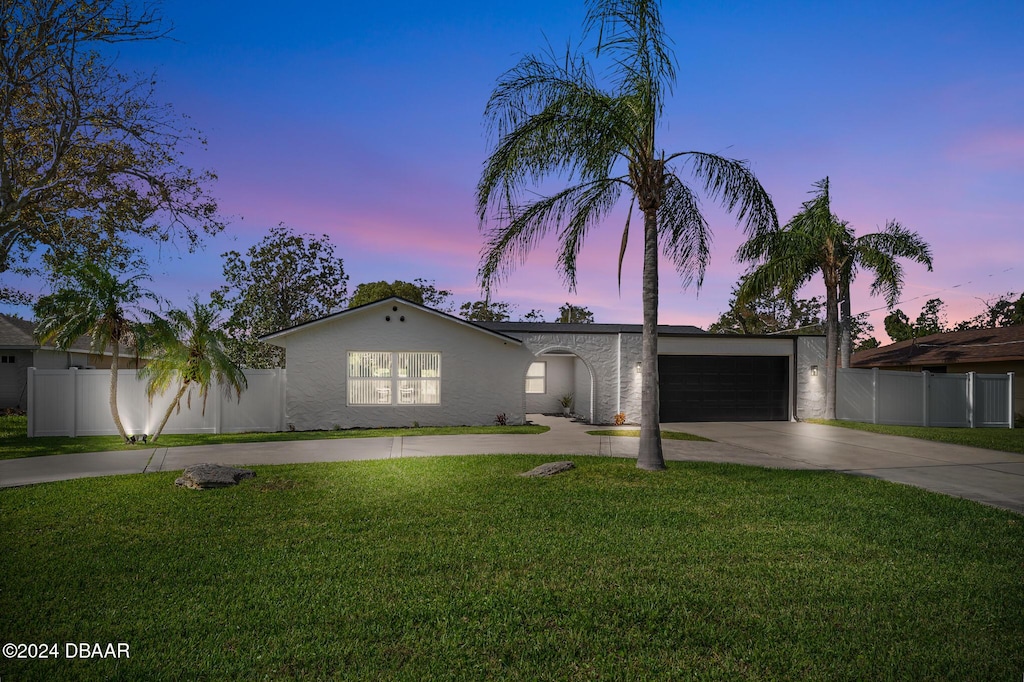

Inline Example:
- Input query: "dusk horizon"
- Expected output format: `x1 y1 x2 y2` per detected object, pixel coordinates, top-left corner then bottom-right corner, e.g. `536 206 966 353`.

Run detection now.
1 0 1020 342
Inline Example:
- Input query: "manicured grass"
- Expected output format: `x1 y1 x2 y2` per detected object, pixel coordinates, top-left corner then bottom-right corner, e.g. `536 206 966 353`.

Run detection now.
2 456 1021 680
810 419 1024 455
587 428 712 442
0 414 548 460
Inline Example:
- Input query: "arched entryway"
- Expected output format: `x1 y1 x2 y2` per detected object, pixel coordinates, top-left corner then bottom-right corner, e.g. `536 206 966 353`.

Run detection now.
523 347 596 423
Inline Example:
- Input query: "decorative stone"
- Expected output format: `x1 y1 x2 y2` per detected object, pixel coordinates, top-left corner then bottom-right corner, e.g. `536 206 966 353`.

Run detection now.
175 463 256 490
520 461 575 478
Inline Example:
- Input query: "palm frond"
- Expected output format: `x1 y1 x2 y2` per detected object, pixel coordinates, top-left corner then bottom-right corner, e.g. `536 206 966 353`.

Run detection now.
674 151 778 237
657 174 709 288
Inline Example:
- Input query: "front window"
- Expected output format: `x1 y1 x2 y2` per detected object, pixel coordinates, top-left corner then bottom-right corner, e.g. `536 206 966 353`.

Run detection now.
525 361 546 394
348 351 440 405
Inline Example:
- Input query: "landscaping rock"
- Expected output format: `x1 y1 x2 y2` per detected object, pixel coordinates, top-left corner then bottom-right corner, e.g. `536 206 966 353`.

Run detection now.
175 463 256 490
520 461 575 478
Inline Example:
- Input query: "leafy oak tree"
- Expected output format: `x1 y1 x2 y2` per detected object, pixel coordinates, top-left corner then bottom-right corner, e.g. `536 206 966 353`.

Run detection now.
556 303 595 324
212 225 348 368
0 0 222 271
476 0 777 470
349 279 453 311
459 299 513 322
708 286 823 335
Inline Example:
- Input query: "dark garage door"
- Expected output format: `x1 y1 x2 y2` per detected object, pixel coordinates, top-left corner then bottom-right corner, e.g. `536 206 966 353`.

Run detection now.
658 355 789 422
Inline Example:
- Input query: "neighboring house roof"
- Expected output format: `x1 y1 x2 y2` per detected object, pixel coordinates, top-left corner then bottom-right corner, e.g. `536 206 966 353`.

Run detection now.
852 325 1024 367
260 297 524 345
0 313 95 353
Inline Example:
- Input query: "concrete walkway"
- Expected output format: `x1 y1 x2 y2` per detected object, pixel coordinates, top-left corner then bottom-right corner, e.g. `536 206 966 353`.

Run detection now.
1 415 1021 514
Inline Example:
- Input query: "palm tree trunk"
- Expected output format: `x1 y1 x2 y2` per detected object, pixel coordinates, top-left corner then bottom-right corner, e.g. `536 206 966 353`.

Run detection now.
824 283 839 420
840 280 852 369
637 208 665 471
151 382 188 443
109 341 129 441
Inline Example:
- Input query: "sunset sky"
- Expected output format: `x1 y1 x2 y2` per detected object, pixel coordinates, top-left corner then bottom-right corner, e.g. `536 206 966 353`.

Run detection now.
5 0 1022 340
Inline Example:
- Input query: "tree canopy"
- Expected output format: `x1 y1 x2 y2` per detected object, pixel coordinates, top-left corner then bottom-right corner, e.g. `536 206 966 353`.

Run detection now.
212 225 348 368
459 299 512 322
556 303 595 324
0 0 222 271
349 279 453 311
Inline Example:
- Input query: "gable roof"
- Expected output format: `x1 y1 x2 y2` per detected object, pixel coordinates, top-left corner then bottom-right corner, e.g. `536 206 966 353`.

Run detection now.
260 297 523 345
0 314 97 353
852 325 1024 367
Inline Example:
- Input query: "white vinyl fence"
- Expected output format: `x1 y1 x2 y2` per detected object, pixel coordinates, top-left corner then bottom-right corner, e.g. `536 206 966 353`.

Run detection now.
27 368 286 438
837 368 1015 428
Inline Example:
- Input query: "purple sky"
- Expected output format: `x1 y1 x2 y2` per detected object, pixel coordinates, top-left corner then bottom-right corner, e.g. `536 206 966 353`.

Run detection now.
6 1 1022 340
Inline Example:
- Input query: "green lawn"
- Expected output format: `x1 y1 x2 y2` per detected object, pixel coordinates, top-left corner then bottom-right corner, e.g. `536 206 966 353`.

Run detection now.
0 414 548 460
2 456 1021 680
586 428 712 442
811 419 1024 455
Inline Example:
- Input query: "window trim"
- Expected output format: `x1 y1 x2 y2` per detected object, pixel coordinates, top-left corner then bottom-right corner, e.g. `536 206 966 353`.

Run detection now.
347 351 441 406
525 360 546 394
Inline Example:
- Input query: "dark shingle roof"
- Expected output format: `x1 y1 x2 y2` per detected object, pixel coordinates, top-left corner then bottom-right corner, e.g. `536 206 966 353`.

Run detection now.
852 325 1024 367
478 322 707 335
0 314 96 353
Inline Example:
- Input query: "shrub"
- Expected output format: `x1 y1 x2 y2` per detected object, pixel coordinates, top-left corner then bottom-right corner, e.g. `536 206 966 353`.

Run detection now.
614 412 626 426
494 413 508 426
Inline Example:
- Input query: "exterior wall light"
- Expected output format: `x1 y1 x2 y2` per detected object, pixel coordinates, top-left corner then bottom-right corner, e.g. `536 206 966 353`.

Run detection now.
636 362 642 375
811 365 818 377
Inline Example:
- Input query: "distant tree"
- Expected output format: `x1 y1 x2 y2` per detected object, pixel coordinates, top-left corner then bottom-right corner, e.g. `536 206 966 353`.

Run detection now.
521 309 546 322
955 291 1024 330
212 225 348 368
883 298 948 342
139 298 247 442
883 309 914 343
708 285 822 335
849 312 878 351
0 0 222 272
34 260 158 440
476 0 778 471
349 279 453 311
556 303 595 324
460 300 512 322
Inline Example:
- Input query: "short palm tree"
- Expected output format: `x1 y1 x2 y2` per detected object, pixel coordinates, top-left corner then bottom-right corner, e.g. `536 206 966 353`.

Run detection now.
34 261 157 441
139 298 247 443
737 177 933 418
476 0 777 470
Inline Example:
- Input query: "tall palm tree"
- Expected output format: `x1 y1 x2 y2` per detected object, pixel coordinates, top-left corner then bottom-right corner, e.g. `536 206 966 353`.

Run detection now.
139 298 247 442
476 0 777 470
34 261 157 441
737 177 932 418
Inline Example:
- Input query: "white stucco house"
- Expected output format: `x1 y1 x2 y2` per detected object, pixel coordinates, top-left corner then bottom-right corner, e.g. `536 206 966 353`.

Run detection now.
261 297 827 429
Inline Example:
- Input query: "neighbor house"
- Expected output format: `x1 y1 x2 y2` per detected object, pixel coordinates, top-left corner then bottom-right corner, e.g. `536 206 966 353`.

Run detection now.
0 313 143 410
261 297 827 429
852 325 1023 417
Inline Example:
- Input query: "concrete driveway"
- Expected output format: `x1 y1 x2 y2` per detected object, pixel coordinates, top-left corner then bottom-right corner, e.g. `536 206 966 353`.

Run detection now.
1 416 1021 514
664 420 1024 514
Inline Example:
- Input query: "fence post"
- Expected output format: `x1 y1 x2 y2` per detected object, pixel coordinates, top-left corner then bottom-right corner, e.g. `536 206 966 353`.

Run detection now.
70 367 79 438
871 367 880 424
27 367 35 437
967 372 976 429
279 369 288 432
213 378 224 435
1009 372 1016 429
922 370 930 428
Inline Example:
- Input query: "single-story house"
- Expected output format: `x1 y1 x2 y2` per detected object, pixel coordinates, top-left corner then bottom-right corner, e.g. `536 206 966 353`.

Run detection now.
0 313 142 410
852 325 1023 417
261 297 827 429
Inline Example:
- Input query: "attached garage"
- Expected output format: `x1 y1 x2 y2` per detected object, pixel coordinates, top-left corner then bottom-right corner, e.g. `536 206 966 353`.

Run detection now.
659 355 789 422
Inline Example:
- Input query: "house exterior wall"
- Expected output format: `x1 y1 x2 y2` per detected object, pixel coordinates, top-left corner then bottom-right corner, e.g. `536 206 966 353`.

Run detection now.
795 336 827 420
274 302 534 430
524 355 575 415
573 356 591 420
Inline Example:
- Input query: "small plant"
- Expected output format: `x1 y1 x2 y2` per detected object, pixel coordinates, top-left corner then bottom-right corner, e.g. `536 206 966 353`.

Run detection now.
559 393 574 408
412 421 420 428
494 413 508 426
614 412 626 426
332 423 343 431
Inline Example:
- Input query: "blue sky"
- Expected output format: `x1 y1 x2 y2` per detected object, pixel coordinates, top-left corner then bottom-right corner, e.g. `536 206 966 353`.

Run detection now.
5 0 1022 338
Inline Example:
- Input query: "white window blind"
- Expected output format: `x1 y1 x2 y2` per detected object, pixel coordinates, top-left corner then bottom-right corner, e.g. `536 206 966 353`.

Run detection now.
348 351 440 405
525 361 546 394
